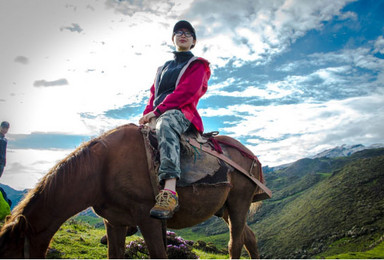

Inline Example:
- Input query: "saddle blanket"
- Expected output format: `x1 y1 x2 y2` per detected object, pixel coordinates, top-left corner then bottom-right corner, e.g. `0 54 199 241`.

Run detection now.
178 142 230 186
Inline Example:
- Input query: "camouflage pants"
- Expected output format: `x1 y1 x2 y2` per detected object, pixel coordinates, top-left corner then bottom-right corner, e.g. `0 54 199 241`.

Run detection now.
155 109 191 183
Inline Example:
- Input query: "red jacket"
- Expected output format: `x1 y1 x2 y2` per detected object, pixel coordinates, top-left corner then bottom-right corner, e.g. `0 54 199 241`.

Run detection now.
143 57 211 133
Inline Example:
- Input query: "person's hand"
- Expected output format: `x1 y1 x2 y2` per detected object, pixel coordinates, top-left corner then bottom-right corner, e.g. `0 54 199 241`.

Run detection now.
139 111 156 125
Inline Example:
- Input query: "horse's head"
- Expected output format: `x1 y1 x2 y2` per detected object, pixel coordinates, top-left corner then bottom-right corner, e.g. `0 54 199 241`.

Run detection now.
0 214 29 258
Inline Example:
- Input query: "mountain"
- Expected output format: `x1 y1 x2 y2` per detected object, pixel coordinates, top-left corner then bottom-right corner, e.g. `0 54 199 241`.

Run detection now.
263 143 384 173
175 147 384 258
0 184 28 210
251 148 384 258
311 143 384 159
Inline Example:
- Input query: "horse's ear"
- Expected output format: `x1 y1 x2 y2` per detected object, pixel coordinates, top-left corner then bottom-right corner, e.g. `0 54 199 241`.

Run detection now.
5 215 11 222
12 215 28 235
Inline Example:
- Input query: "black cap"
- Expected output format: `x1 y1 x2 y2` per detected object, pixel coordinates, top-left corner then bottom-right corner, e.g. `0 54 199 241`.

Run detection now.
173 20 196 40
1 121 10 128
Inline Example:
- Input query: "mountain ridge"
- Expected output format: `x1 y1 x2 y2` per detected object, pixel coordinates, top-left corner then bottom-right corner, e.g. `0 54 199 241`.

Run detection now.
263 143 384 172
311 143 384 159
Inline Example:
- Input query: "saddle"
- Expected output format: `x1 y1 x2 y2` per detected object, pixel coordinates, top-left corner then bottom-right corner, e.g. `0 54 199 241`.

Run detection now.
140 125 230 187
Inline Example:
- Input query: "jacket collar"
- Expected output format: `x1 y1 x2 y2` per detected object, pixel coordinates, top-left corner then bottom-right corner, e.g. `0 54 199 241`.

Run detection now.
173 51 194 63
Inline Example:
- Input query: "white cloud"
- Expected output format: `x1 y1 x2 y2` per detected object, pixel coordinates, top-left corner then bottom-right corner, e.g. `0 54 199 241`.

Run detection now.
0 0 176 135
204 92 384 166
183 0 355 66
1 148 72 190
312 66 350 86
204 84 294 100
309 47 384 72
374 36 384 54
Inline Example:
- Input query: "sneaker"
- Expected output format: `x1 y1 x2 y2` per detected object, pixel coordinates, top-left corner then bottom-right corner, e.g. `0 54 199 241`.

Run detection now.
150 190 179 219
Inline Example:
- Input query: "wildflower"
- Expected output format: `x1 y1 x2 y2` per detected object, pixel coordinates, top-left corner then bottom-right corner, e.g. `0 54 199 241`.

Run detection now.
124 231 198 259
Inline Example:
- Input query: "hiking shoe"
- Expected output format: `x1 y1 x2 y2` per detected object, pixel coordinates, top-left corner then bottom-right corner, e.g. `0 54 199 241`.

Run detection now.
150 190 179 219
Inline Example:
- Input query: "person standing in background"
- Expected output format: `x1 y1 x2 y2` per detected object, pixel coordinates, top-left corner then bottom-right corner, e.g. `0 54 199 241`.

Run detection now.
0 121 10 178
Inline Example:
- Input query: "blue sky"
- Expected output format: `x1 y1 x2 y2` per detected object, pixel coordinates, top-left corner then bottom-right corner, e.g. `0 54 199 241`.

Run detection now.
0 0 383 190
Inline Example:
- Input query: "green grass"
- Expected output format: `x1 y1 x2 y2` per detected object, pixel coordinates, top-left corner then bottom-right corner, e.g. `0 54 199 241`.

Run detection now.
48 219 141 259
317 172 332 178
49 220 108 259
324 240 384 259
48 218 229 259
314 234 384 259
193 249 229 259
171 228 229 249
75 215 104 227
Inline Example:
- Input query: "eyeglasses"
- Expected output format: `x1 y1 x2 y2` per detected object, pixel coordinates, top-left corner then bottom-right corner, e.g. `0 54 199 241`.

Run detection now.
174 30 194 38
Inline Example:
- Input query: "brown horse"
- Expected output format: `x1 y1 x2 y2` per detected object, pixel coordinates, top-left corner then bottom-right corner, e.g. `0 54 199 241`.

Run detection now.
0 124 265 258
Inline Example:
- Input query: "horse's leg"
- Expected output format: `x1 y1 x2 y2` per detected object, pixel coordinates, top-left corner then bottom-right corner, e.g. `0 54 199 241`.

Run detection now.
139 218 168 259
223 212 260 259
243 224 260 258
223 190 255 258
222 211 245 259
104 220 127 259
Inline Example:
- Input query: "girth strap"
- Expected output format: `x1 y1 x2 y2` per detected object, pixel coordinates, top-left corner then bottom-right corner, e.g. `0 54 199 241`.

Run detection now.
187 138 272 199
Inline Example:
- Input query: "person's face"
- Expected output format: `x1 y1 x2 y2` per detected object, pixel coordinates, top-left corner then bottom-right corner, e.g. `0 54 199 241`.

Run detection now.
173 28 196 52
0 127 9 135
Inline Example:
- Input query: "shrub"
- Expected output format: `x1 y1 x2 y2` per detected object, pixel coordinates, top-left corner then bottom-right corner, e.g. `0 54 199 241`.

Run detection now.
125 238 149 259
125 231 198 259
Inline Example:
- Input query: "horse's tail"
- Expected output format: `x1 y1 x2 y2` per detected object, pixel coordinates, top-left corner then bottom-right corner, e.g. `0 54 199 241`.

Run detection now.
249 150 265 217
249 201 263 216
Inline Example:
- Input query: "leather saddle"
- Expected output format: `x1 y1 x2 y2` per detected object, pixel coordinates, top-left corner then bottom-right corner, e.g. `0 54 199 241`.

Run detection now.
140 124 230 187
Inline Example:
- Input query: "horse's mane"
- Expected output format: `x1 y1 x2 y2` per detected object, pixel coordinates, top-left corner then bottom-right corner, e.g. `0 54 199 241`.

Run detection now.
7 127 120 222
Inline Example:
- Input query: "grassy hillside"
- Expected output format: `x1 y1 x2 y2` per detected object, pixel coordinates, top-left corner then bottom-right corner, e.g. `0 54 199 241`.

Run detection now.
252 155 384 258
0 192 10 220
176 148 384 258
47 219 110 259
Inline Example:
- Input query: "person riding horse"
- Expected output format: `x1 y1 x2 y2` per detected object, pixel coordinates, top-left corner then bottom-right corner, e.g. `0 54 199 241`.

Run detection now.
139 20 211 219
